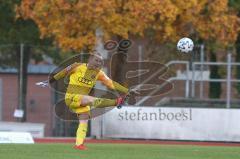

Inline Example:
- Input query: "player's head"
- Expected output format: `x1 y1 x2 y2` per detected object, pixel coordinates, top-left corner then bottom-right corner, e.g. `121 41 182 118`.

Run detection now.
87 51 103 70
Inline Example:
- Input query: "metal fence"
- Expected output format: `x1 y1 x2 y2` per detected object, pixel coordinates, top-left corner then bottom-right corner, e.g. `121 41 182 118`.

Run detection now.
154 53 240 108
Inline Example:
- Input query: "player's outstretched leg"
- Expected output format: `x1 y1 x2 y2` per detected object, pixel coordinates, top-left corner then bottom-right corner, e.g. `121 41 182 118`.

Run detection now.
74 119 88 150
81 95 123 108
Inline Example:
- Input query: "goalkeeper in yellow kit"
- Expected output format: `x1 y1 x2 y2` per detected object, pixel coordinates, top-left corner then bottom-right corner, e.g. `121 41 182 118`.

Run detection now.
37 52 135 150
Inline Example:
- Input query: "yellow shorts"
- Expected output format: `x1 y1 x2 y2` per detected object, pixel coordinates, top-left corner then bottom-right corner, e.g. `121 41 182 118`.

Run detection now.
65 93 90 114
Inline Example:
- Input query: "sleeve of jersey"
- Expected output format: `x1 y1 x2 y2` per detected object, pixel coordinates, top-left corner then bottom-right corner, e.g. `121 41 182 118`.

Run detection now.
98 71 129 94
52 63 78 81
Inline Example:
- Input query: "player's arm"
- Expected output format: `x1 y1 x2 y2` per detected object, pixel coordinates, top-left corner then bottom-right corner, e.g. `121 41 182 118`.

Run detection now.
49 62 79 83
97 70 129 94
36 63 79 87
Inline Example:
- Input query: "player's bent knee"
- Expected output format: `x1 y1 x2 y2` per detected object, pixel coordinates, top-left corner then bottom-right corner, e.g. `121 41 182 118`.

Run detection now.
79 120 88 123
81 96 96 106
78 113 90 120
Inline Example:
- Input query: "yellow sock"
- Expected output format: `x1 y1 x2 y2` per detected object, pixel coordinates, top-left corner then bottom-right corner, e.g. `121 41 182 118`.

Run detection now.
92 98 117 108
76 122 88 146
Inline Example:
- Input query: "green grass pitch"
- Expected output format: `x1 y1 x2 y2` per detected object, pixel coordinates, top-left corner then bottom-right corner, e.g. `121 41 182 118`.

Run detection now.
0 143 240 159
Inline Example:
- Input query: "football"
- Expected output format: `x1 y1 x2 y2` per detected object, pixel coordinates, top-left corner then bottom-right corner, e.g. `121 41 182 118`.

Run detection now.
177 37 194 53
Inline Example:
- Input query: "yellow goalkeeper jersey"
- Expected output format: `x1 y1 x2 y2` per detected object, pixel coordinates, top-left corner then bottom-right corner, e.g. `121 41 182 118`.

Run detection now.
67 63 100 95
53 63 128 95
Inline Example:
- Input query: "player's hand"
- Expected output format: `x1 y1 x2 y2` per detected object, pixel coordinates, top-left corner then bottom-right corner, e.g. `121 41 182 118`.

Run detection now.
129 88 140 96
35 80 49 88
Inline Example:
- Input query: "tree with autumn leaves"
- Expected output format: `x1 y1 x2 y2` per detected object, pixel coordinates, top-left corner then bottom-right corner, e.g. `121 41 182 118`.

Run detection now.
17 0 240 99
17 0 239 48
